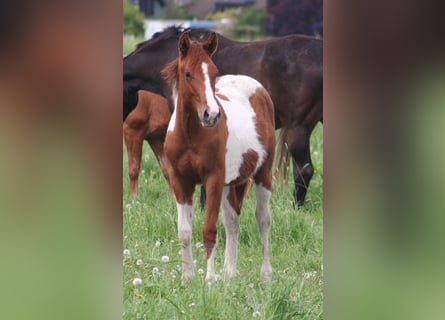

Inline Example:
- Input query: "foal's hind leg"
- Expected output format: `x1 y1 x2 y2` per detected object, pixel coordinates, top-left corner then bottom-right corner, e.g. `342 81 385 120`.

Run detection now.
252 167 273 282
255 182 273 282
287 126 314 207
221 183 249 279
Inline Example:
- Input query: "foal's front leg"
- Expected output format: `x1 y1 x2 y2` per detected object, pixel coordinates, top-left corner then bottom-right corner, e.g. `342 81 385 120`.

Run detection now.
176 200 194 283
170 177 195 284
203 177 224 281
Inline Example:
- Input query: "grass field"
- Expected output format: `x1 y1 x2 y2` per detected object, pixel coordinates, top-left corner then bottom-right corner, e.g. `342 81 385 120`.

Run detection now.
123 124 323 319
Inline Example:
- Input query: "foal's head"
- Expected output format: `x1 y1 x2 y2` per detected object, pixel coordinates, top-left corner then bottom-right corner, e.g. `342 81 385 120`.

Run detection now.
163 32 221 127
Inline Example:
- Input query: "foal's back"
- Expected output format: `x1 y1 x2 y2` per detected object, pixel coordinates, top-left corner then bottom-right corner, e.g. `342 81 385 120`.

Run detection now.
215 75 275 185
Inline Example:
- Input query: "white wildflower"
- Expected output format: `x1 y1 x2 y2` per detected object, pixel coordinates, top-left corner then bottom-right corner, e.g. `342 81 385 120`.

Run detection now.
189 302 196 308
132 278 142 286
198 268 204 275
125 203 131 210
304 271 317 279
252 310 261 317
123 249 131 256
195 242 203 248
152 267 159 274
136 259 143 266
161 255 170 262
155 240 161 247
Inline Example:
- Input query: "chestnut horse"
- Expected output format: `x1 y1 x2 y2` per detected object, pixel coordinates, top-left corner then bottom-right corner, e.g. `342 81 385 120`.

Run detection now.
124 26 322 208
123 90 171 195
162 32 276 283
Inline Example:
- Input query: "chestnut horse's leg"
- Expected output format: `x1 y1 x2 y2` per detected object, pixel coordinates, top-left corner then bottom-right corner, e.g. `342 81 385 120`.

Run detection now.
203 177 224 281
123 123 145 197
287 126 314 207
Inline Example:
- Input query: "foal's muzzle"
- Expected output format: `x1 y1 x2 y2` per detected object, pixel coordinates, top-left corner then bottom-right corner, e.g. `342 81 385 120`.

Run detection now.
202 108 221 127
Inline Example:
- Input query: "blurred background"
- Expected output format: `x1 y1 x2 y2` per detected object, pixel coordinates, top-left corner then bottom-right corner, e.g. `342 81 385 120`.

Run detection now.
123 0 322 54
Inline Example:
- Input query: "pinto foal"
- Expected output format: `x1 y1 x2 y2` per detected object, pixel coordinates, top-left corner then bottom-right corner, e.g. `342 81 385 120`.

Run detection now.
123 90 171 195
162 32 276 283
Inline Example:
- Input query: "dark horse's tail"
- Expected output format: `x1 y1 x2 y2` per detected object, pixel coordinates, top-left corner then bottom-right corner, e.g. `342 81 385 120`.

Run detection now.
273 128 291 184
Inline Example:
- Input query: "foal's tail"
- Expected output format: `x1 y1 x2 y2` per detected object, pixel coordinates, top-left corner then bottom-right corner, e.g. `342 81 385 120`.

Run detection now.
273 128 290 184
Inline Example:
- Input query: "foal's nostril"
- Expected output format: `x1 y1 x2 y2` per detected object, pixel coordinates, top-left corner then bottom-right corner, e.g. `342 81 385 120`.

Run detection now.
203 109 210 121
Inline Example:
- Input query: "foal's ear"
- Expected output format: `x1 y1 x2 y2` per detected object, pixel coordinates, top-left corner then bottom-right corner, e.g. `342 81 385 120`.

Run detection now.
179 32 191 57
203 32 218 56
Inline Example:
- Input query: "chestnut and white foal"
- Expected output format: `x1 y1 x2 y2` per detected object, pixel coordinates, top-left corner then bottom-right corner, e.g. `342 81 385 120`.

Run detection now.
162 32 275 283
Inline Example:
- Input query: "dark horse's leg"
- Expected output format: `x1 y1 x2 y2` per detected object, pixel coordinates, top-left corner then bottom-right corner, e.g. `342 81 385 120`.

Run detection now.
287 126 314 207
200 186 206 211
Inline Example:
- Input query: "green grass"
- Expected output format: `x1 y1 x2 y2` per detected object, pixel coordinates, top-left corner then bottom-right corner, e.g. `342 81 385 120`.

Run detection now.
123 124 323 319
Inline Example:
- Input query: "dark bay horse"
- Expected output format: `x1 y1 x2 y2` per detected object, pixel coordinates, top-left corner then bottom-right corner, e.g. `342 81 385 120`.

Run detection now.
123 26 322 208
123 90 171 196
162 32 276 283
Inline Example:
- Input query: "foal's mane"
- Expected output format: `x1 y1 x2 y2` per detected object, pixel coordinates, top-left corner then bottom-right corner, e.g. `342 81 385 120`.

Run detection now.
161 59 178 91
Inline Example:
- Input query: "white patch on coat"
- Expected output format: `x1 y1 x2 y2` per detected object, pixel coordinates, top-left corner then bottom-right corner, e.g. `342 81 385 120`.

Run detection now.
201 62 220 116
167 86 178 132
215 75 267 184
167 109 176 132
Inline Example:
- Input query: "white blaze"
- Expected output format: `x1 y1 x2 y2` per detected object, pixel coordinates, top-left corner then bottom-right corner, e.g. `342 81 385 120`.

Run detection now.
201 62 220 116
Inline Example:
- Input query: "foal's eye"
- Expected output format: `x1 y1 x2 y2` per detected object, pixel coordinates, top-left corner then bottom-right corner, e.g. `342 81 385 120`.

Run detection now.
185 71 192 80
